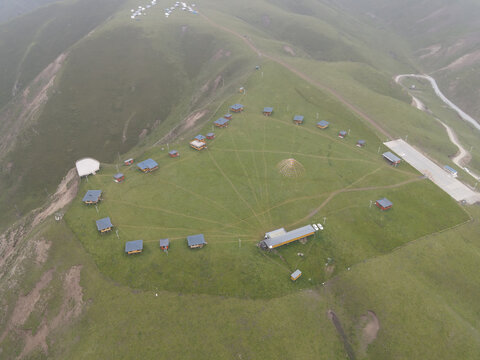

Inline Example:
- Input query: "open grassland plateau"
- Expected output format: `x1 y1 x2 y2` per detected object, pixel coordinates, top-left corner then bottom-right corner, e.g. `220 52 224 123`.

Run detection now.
66 62 468 300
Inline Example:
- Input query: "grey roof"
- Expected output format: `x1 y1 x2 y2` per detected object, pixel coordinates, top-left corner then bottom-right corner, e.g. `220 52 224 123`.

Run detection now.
383 151 401 163
265 228 286 239
187 234 206 247
291 269 302 279
214 118 229 126
169 150 178 155
137 158 158 170
96 217 113 231
263 107 273 113
357 140 366 145
230 104 243 110
195 134 206 141
159 238 170 247
317 120 329 127
339 130 347 136
82 190 102 202
206 132 215 137
376 198 393 208
262 225 315 249
293 115 304 121
114 173 124 179
125 240 143 253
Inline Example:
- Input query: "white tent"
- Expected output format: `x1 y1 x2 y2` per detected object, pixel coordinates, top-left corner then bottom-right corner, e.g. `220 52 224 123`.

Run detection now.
75 158 100 177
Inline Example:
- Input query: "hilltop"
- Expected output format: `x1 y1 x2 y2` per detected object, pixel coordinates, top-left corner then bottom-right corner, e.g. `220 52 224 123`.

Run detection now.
1 1 480 359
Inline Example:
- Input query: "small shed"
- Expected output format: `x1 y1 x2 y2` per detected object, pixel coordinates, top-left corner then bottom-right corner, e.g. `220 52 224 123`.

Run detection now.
214 118 229 128
159 238 170 250
293 115 304 124
382 152 401 166
230 104 244 113
190 140 206 151
223 113 232 120
263 107 273 116
357 140 366 147
291 269 302 281
338 130 347 138
206 132 215 140
82 190 102 204
124 158 134 166
96 217 113 233
137 159 159 173
187 234 207 249
125 240 143 254
194 135 206 142
317 120 329 129
169 150 179 158
113 173 125 182
376 198 393 211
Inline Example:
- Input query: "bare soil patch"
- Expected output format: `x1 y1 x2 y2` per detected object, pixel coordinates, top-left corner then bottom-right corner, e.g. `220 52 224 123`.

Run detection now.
18 265 84 359
0 269 54 344
0 52 68 158
359 310 380 354
34 238 51 265
32 167 79 227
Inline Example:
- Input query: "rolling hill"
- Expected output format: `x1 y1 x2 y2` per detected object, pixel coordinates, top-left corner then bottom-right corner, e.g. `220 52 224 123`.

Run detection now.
1 1 480 359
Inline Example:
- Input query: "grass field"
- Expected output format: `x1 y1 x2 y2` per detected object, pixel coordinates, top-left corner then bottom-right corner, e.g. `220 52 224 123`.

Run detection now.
65 62 468 300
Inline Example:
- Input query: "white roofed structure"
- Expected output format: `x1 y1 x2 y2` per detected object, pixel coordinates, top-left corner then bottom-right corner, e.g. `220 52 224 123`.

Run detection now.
75 158 100 177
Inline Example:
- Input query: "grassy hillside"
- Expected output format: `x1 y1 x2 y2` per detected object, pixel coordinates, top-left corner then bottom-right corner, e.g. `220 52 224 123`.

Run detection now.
64 61 467 301
0 0 57 24
1 60 476 360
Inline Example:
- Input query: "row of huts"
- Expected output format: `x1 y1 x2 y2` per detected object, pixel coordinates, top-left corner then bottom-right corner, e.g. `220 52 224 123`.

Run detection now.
124 235 207 255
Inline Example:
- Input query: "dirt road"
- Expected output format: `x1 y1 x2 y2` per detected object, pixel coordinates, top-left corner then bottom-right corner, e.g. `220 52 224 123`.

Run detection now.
200 13 393 140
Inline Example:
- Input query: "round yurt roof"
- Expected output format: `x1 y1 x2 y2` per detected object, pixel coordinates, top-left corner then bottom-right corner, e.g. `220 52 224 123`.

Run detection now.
75 158 100 177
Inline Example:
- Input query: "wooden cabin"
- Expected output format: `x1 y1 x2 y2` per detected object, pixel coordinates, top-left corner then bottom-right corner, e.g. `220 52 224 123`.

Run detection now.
376 198 393 211
293 115 304 125
206 132 215 140
338 130 347 138
230 104 244 113
357 140 366 148
223 113 232 120
96 217 113 233
291 269 302 281
113 173 125 183
82 190 102 204
382 152 401 166
137 159 159 173
159 238 170 250
169 150 179 158
317 120 329 129
190 140 206 151
263 107 273 116
187 234 207 249
124 158 134 166
214 118 229 128
125 240 143 255
194 134 206 143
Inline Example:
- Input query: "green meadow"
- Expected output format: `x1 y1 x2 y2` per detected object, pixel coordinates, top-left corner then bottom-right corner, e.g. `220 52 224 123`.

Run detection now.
65 62 468 299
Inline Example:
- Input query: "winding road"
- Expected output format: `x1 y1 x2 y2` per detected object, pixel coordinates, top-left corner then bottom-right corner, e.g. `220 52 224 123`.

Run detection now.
395 74 480 181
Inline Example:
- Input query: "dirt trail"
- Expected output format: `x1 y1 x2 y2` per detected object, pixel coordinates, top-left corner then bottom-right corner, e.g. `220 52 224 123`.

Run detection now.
200 13 392 140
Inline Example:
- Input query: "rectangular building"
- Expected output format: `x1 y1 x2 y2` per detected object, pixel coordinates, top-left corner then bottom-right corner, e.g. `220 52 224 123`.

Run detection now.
137 159 159 173
125 240 143 254
82 190 102 204
260 225 315 249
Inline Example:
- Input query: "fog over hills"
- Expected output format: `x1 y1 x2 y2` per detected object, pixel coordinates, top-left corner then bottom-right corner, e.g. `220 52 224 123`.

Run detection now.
1 1 480 359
